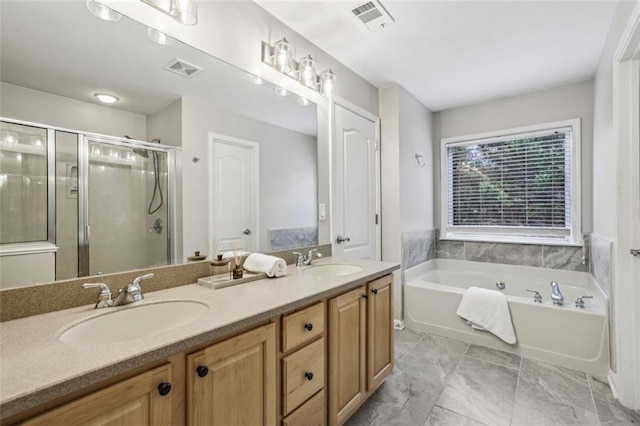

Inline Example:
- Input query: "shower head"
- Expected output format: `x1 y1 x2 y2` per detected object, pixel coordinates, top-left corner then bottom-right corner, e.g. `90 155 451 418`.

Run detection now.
132 148 149 158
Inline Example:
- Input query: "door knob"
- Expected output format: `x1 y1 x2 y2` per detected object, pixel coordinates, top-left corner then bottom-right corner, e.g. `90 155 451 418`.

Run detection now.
336 235 350 244
243 229 252 235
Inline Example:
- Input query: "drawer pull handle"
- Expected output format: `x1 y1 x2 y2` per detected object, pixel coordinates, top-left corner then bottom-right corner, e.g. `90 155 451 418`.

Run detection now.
304 323 313 331
157 382 172 396
196 365 209 377
304 372 314 381
372 288 378 295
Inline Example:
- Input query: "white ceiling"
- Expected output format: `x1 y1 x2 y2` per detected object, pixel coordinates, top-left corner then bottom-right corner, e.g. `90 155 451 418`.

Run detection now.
0 1 317 136
254 0 619 111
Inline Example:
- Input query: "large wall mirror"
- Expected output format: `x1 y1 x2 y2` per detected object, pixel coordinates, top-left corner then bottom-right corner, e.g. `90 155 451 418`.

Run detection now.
0 1 319 289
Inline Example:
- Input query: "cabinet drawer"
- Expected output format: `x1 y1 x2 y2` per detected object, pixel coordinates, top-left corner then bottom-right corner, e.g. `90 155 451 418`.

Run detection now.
282 302 325 352
282 389 325 426
282 338 325 415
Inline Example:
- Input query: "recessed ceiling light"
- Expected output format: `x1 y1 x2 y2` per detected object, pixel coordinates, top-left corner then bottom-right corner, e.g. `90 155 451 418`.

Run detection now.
86 0 121 22
297 96 310 106
275 86 288 97
250 75 263 85
94 93 119 104
148 27 174 46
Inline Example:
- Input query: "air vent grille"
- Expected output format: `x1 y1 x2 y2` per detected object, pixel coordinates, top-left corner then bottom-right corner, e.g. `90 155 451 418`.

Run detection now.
163 59 203 79
351 0 394 30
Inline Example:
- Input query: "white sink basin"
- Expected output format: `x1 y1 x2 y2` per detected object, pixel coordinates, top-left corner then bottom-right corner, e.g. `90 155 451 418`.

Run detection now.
302 263 364 277
60 300 209 346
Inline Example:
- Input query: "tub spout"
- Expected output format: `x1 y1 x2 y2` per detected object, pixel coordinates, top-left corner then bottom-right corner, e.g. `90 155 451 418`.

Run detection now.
550 281 564 306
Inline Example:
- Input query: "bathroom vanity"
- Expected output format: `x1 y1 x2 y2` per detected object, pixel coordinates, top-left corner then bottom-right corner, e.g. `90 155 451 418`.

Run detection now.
0 259 398 425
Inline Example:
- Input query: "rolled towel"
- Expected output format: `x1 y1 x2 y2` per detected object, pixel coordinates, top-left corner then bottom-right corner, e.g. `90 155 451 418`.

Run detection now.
243 253 287 278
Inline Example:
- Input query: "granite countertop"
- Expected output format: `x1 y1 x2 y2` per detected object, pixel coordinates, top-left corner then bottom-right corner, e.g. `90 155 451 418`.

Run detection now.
0 258 399 420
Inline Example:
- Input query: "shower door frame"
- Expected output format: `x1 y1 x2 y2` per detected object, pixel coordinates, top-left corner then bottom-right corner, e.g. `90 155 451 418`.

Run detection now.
78 134 176 277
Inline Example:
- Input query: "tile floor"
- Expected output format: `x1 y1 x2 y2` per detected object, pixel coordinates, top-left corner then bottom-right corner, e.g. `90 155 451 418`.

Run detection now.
347 329 640 426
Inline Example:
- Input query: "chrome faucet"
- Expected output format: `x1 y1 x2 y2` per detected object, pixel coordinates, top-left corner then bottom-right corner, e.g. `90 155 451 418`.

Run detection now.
550 281 564 306
575 295 593 309
292 249 323 267
526 289 543 303
113 273 154 306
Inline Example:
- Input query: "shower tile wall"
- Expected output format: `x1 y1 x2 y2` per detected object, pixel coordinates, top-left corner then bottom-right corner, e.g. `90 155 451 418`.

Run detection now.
434 233 588 271
589 234 613 297
401 229 436 270
269 226 318 251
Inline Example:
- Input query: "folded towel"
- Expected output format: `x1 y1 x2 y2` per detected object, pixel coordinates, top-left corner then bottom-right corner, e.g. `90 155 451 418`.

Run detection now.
456 286 517 344
243 253 287 278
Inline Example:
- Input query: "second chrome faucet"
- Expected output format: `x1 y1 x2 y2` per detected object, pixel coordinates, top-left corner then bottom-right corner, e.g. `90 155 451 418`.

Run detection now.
83 273 154 309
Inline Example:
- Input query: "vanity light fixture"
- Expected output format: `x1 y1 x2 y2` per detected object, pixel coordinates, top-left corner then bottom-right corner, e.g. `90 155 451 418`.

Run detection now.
147 28 174 45
262 39 336 98
140 0 198 26
86 0 121 22
94 93 119 104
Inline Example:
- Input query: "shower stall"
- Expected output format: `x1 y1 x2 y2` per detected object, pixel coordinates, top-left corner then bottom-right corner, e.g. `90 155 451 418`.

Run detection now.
0 118 177 283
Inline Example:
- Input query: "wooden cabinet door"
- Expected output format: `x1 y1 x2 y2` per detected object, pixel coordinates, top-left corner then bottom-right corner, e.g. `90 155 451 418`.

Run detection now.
367 275 393 390
329 286 367 426
187 323 276 426
23 364 173 426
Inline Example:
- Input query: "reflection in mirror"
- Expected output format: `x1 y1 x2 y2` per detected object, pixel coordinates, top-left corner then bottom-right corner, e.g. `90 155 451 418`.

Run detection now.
0 1 318 289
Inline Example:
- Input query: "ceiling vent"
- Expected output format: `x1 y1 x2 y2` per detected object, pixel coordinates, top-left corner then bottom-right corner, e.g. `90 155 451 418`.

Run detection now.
163 59 203 78
351 1 394 30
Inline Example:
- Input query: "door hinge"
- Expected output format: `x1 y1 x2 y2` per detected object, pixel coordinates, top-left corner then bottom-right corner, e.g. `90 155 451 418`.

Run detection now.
374 139 380 151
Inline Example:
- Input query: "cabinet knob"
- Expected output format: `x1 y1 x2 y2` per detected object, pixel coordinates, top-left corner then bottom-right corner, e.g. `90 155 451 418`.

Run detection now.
372 288 378 295
157 382 172 396
304 372 314 381
196 365 209 377
362 294 368 300
304 323 313 331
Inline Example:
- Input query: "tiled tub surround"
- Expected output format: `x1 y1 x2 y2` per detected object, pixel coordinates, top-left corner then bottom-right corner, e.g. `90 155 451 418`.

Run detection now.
401 229 436 270
0 244 332 322
0 257 399 420
435 239 588 272
404 259 609 376
347 329 640 426
590 233 613 297
269 226 318 251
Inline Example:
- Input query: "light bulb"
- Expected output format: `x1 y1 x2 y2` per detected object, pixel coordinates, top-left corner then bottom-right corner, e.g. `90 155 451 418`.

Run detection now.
148 28 174 46
298 55 317 88
86 0 121 22
320 69 336 98
170 0 198 25
273 38 292 73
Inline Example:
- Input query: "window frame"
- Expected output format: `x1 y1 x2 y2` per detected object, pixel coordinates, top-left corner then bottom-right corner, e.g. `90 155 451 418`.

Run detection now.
440 119 582 246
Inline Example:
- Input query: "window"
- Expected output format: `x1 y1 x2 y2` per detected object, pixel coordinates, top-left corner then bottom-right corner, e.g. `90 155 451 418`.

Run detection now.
440 119 581 245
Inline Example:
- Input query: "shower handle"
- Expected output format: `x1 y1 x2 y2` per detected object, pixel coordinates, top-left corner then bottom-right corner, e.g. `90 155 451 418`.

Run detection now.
149 218 163 234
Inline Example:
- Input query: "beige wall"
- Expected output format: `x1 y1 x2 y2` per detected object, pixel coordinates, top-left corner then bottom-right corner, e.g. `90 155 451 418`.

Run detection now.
0 82 147 140
178 97 317 257
433 80 595 233
0 253 54 289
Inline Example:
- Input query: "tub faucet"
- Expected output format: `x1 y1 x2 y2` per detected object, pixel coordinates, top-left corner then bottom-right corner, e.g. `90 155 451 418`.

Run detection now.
526 289 542 303
550 281 564 306
113 273 154 306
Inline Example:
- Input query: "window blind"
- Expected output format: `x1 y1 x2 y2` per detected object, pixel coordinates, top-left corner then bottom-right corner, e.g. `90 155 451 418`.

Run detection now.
445 127 572 236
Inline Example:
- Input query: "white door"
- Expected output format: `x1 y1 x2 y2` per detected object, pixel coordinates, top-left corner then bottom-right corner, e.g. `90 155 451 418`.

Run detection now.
209 136 258 254
332 103 380 260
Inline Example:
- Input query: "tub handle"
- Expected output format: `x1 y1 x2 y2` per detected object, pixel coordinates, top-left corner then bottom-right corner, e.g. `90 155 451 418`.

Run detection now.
526 289 543 303
575 295 593 309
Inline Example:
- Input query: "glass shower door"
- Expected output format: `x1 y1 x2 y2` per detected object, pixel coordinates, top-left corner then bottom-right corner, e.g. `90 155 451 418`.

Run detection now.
83 138 170 276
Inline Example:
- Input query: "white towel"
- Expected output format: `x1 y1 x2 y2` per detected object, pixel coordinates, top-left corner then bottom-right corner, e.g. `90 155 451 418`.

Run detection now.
243 253 287 278
456 286 517 344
